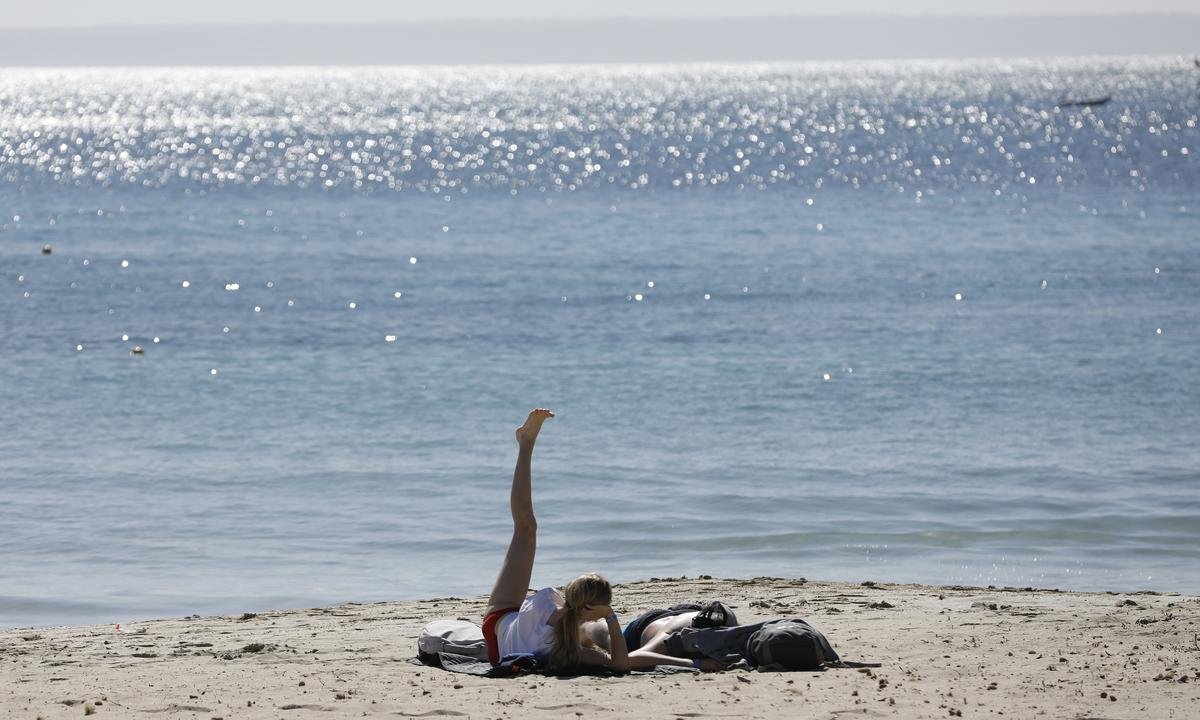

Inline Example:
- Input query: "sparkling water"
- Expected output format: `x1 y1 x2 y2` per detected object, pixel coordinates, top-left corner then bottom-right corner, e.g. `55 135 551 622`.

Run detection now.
1 57 1197 628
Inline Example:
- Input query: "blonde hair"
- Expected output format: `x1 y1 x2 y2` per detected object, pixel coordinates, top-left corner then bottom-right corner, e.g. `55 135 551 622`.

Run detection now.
548 572 612 670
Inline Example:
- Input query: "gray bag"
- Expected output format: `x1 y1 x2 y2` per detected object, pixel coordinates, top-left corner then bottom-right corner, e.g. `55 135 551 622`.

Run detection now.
417 619 488 663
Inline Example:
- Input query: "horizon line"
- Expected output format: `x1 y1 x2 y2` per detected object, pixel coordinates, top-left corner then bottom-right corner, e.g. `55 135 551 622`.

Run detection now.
1 53 1190 72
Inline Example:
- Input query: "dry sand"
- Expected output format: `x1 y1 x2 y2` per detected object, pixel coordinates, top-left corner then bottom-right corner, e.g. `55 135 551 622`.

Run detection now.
2 576 1197 719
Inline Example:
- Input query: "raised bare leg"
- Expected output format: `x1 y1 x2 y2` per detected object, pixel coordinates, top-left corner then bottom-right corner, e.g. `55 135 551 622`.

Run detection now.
485 408 555 615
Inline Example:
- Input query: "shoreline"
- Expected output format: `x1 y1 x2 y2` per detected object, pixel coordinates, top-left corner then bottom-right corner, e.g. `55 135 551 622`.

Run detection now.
2 576 1196 719
3 574 1185 633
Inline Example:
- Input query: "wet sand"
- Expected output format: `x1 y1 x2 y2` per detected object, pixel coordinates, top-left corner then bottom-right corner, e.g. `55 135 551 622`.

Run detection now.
2 576 1197 719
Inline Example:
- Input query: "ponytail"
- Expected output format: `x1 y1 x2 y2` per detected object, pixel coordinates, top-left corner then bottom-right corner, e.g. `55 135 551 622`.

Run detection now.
549 605 583 670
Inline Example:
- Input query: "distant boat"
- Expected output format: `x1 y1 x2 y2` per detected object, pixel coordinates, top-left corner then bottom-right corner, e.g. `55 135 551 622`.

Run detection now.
1058 96 1111 107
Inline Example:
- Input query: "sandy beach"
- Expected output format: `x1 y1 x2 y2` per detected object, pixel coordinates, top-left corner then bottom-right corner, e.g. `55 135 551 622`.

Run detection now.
2 576 1197 719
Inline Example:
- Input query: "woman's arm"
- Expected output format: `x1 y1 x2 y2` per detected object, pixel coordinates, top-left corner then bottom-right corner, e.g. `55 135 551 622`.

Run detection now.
628 647 700 669
575 605 631 671
577 644 723 670
604 613 629 671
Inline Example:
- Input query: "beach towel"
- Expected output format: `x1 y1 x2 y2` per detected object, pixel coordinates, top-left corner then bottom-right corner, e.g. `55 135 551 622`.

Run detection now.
415 652 697 678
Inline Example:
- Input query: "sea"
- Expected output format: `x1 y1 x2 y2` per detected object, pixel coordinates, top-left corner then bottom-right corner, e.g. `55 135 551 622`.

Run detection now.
1 57 1197 629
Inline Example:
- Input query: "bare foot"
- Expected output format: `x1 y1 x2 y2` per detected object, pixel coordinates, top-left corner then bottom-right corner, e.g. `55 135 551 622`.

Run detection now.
515 408 555 447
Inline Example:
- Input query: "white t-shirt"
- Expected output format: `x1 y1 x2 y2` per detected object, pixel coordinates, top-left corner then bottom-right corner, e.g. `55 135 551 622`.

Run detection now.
496 587 563 660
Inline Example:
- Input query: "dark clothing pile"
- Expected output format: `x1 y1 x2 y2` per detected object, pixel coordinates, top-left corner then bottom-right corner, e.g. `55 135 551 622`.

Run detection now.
663 618 840 671
624 601 850 671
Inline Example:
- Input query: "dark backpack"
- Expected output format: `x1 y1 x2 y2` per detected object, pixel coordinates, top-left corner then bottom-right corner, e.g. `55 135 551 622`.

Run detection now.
746 619 840 671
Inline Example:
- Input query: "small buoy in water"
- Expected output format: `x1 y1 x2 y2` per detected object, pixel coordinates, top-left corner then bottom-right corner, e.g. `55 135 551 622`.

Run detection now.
130 345 145 355
42 244 52 255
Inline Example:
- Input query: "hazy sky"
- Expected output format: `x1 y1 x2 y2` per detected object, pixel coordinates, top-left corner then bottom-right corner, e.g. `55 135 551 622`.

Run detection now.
6 0 1197 28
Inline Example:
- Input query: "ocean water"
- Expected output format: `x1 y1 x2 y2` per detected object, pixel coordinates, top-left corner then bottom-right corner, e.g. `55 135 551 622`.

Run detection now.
1 57 1198 629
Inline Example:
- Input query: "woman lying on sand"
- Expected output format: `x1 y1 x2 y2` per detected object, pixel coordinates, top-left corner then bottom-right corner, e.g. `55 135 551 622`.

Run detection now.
482 408 722 672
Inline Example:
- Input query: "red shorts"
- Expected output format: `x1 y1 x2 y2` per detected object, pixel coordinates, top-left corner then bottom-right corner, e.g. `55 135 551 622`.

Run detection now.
481 606 519 665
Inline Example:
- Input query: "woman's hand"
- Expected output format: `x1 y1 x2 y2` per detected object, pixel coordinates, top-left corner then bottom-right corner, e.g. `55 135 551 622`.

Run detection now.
581 603 616 622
